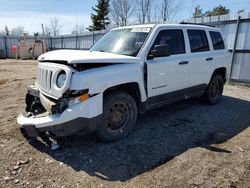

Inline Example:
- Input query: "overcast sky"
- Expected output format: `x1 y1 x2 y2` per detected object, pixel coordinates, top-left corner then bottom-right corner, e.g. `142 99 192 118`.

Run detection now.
0 0 249 35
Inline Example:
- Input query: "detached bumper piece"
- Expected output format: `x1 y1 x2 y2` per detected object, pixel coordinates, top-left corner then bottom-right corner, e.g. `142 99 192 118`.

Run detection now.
17 114 102 138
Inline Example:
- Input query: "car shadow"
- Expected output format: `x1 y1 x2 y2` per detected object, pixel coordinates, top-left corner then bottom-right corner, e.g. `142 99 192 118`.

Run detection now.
29 95 250 182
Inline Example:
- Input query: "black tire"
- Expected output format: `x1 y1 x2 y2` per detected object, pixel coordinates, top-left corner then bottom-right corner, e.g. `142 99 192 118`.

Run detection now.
97 91 137 142
202 74 224 104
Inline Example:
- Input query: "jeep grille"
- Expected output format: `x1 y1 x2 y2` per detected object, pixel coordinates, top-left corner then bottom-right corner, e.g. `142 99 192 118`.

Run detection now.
37 68 53 92
35 63 72 99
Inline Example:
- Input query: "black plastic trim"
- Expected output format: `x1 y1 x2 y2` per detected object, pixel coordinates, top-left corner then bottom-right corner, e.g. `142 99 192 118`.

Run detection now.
179 22 216 28
21 115 102 137
147 84 207 109
228 49 250 53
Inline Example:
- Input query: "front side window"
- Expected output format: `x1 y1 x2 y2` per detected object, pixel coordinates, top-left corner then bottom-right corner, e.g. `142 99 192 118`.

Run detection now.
90 28 151 57
188 30 209 53
209 31 225 50
151 29 185 56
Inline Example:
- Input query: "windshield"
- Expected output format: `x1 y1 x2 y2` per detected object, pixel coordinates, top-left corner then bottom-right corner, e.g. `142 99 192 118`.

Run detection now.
90 28 151 57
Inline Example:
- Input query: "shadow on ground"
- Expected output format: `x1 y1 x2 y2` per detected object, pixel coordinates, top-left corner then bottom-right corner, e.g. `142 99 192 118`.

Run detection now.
29 96 250 181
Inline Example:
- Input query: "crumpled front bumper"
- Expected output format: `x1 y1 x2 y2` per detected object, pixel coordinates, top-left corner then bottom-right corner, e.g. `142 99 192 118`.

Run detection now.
17 93 103 137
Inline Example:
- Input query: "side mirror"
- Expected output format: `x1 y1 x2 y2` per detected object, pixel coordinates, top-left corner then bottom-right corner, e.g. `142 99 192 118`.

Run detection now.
148 45 170 59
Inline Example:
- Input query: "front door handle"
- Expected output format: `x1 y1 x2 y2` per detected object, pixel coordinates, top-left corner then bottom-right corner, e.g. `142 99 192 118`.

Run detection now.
179 61 189 65
206 57 213 61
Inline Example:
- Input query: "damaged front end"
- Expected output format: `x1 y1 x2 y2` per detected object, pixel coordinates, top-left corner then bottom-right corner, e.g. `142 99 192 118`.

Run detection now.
18 84 101 138
17 60 118 139
25 85 90 116
25 85 68 117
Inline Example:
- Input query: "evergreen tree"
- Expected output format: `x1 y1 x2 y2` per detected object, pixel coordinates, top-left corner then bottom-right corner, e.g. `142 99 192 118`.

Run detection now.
205 5 230 16
88 0 110 31
237 9 244 14
193 5 203 18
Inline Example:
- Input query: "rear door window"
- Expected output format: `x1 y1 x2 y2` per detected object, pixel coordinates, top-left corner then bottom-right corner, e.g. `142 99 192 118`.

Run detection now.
187 30 209 53
209 31 225 50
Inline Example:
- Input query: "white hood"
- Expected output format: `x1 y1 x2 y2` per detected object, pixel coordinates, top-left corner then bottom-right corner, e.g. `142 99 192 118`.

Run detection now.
38 49 141 64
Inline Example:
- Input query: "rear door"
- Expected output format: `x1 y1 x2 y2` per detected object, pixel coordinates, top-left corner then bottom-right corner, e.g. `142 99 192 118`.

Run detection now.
185 29 212 87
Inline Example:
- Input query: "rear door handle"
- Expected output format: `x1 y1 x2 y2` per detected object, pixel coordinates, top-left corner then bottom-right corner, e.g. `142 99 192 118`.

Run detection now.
179 61 189 65
206 57 213 61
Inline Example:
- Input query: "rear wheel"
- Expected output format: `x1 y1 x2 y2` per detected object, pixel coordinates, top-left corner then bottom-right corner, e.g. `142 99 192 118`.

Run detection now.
202 74 224 104
97 91 137 142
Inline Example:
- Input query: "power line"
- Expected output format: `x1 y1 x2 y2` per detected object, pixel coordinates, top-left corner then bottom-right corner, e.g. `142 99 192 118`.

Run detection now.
190 0 195 18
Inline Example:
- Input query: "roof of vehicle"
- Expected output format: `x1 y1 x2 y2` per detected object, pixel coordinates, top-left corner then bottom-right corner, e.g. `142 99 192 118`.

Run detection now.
113 23 221 31
112 24 156 30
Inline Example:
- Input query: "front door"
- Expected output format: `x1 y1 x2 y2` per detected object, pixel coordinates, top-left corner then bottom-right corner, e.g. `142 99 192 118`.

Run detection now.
146 29 190 105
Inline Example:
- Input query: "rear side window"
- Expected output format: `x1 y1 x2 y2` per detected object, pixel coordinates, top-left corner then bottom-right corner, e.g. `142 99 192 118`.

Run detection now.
187 30 209 53
209 31 225 50
152 29 185 56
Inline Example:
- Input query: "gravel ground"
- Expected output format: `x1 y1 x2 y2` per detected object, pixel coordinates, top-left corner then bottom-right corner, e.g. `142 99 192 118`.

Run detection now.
0 60 249 188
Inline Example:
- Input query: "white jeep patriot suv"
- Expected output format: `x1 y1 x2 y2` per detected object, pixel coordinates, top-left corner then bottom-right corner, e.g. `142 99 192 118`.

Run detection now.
17 23 230 142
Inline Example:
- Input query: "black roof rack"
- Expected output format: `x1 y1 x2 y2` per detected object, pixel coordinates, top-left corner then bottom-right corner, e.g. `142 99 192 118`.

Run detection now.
179 22 216 28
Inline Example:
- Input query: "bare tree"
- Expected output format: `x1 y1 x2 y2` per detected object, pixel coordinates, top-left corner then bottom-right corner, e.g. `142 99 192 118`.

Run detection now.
110 11 120 27
152 1 160 23
146 4 152 23
10 26 25 37
160 0 181 22
136 0 153 24
44 26 51 36
48 17 62 36
111 0 134 26
71 24 86 35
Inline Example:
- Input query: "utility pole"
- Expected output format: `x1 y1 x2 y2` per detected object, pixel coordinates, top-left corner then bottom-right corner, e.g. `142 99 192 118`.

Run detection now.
41 24 46 53
229 16 241 84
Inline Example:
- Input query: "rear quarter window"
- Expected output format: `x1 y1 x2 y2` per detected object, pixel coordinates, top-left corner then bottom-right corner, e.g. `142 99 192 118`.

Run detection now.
209 31 225 50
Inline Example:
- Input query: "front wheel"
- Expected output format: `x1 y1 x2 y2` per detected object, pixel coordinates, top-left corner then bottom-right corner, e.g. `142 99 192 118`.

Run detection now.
202 74 224 104
97 91 137 142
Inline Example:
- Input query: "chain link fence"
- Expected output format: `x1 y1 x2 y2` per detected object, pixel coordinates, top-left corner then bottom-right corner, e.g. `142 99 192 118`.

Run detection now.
0 30 106 59
0 12 250 82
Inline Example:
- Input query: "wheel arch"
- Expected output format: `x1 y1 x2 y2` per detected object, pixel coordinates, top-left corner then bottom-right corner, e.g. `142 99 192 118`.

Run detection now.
212 67 227 82
103 82 144 112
